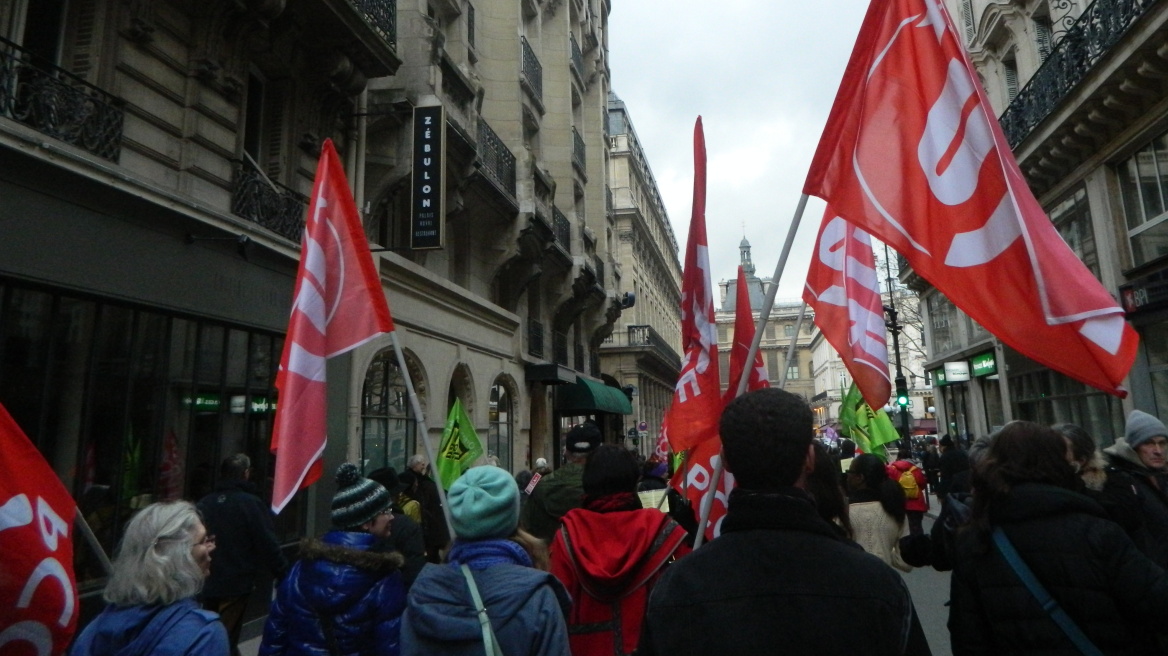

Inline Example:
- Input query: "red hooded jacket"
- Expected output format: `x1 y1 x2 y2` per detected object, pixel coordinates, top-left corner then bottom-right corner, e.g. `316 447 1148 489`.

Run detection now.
550 508 687 656
887 460 930 513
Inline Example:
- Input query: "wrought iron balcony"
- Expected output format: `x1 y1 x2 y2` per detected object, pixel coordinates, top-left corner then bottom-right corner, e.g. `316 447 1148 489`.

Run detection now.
999 0 1159 148
553 206 572 251
231 159 308 242
477 117 516 197
570 34 585 82
350 0 397 50
527 318 544 359
572 127 586 174
520 37 543 105
0 37 123 161
553 329 569 366
623 324 682 369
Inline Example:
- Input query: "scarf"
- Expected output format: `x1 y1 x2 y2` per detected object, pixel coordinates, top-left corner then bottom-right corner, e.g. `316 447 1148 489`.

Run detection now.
581 491 642 513
446 538 533 570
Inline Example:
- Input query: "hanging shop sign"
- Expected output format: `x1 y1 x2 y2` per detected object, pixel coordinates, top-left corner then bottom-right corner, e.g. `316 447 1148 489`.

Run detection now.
411 105 445 249
970 351 997 377
932 367 946 386
944 361 971 383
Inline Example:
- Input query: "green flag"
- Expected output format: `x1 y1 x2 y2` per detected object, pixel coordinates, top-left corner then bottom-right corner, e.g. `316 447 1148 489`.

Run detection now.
839 383 899 461
436 398 484 489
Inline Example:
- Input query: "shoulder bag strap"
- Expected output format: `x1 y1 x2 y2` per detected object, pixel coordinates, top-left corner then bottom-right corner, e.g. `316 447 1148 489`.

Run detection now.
461 564 506 656
991 527 1103 656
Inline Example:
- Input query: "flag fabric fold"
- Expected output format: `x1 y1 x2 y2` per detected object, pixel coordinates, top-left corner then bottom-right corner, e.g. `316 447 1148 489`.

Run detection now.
724 265 770 402
0 402 79 654
664 117 724 452
803 207 891 409
436 399 484 490
271 138 394 513
803 0 1137 396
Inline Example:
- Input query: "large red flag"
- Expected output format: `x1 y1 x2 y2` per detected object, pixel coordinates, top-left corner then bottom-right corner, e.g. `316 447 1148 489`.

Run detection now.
671 437 735 543
724 265 770 402
271 139 394 513
0 402 78 654
664 118 724 452
803 208 891 408
804 0 1137 396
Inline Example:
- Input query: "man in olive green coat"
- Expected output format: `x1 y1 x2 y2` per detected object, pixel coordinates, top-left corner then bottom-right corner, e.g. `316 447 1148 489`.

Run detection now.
520 422 601 542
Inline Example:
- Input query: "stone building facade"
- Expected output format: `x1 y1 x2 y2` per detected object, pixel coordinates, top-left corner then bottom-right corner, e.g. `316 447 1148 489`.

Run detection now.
599 92 682 458
0 0 636 631
910 0 1168 443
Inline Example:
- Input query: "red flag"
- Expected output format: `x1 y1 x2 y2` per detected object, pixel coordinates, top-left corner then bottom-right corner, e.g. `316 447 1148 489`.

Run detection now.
652 419 670 462
670 437 734 542
0 402 79 654
271 139 394 513
804 0 1137 395
803 208 891 408
724 265 770 402
664 118 724 452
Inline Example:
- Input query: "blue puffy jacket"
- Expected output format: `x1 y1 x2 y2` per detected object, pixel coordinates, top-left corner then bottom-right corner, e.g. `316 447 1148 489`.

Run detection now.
68 599 227 656
259 531 406 656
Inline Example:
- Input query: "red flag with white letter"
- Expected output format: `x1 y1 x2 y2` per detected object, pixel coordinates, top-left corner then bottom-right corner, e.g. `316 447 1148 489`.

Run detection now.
803 208 891 408
664 118 724 452
670 437 734 542
271 139 394 513
804 0 1137 395
725 265 769 402
0 402 78 655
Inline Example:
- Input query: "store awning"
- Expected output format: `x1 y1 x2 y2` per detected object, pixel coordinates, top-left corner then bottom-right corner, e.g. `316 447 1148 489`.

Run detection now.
556 375 633 415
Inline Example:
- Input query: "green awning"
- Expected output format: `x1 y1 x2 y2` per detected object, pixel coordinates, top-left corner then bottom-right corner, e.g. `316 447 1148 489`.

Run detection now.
556 375 633 415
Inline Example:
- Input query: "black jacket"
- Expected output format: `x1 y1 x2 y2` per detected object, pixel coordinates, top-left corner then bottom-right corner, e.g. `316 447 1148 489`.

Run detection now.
1103 440 1168 568
413 475 450 552
639 488 928 656
949 483 1168 655
371 512 427 590
937 448 970 501
197 479 287 598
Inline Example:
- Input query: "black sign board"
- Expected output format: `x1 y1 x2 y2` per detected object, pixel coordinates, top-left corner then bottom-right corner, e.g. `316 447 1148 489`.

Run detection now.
411 105 445 249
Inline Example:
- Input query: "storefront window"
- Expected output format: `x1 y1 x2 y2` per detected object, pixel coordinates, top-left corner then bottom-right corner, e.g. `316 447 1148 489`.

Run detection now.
0 279 293 595
361 348 415 473
1012 369 1121 445
488 381 513 472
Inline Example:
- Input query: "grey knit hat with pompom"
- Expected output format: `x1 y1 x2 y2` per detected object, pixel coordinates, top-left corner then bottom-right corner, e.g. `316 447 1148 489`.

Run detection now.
331 463 392 530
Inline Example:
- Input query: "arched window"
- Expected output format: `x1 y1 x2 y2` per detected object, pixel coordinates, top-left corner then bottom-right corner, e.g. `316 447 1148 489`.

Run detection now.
361 349 415 473
488 381 514 471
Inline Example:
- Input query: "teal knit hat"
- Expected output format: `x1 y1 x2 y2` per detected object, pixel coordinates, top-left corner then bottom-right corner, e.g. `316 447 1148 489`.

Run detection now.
448 466 520 540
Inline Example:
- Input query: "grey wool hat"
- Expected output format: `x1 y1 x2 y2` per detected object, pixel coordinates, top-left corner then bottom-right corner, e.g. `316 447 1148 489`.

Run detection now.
1125 410 1168 450
331 463 392 530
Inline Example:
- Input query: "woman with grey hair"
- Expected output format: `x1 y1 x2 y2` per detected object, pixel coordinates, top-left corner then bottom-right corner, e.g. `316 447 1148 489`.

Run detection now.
69 501 228 655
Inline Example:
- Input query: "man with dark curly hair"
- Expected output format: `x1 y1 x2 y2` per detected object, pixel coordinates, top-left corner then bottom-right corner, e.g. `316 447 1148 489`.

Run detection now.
639 388 929 655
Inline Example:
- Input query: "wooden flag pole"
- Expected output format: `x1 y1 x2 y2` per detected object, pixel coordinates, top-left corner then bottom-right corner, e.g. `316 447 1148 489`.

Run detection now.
693 194 811 549
389 330 457 539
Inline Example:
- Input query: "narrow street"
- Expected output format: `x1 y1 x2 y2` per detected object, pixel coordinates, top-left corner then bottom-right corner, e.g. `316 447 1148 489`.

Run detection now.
905 515 952 656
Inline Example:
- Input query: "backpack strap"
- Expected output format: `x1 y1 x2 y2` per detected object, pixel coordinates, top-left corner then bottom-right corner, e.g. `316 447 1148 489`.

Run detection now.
461 564 506 656
991 527 1103 656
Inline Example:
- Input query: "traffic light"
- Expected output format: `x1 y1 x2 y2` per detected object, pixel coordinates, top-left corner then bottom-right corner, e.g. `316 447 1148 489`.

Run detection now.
895 376 909 408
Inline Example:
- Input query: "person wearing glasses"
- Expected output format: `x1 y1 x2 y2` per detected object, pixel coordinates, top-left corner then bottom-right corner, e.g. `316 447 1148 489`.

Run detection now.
69 501 229 656
259 463 407 656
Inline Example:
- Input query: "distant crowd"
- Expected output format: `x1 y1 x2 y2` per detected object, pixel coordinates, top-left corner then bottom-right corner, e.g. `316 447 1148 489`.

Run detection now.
69 389 1168 655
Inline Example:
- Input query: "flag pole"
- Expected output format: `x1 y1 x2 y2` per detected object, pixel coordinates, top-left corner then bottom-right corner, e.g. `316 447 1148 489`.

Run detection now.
694 194 811 549
74 511 112 575
388 330 458 539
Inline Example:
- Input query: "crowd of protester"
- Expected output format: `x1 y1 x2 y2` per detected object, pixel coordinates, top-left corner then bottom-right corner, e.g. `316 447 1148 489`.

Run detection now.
69 389 1168 655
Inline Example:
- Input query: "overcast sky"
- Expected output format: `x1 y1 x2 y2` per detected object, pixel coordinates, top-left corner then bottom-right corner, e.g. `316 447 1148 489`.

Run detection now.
608 0 873 302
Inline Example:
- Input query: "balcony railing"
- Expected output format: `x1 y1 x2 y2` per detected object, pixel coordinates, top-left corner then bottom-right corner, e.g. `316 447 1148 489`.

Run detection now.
520 36 543 104
527 318 544 359
350 0 398 50
999 0 1158 147
0 37 123 161
570 34 585 81
477 117 516 197
603 325 681 369
231 159 308 242
553 207 571 251
553 330 569 366
572 127 586 174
